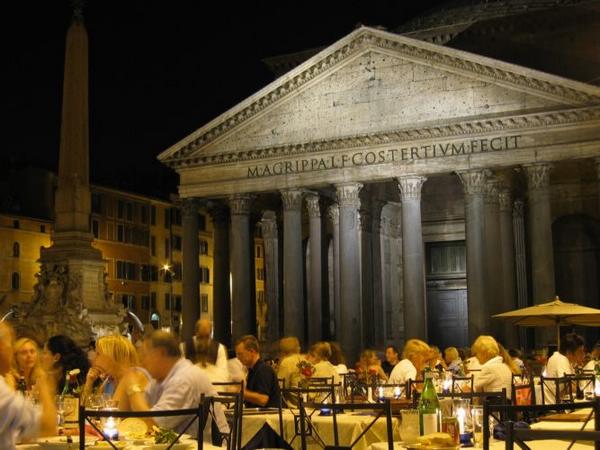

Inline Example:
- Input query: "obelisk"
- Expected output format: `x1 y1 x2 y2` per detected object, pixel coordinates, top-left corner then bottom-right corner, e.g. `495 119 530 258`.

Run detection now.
18 3 124 345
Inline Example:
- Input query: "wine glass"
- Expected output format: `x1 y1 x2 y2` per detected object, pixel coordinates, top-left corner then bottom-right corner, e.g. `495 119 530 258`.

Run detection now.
471 406 484 447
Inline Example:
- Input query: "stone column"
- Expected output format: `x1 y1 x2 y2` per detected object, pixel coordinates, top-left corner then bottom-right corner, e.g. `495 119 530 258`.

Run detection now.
229 194 253 343
499 189 518 347
181 199 200 343
306 194 323 344
457 170 489 341
281 189 305 342
595 158 600 212
261 210 280 343
484 180 504 339
524 163 555 345
210 204 231 347
336 183 363 365
371 201 385 348
327 204 341 340
513 200 529 347
397 176 428 341
359 207 374 348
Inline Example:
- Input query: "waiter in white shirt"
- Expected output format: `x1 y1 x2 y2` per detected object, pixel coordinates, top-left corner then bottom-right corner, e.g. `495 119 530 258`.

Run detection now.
544 332 585 403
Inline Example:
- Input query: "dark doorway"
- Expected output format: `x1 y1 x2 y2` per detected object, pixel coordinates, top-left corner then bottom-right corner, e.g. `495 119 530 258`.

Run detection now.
426 241 469 348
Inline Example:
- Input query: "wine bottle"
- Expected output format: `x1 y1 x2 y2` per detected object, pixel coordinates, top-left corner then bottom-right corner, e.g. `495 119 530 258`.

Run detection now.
418 368 440 436
60 369 81 425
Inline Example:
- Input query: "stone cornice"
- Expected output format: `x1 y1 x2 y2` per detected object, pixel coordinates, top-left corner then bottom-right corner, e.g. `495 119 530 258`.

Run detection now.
159 27 600 167
165 106 600 169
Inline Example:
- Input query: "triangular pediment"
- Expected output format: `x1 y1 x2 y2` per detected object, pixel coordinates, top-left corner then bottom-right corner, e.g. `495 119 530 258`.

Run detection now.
159 26 600 167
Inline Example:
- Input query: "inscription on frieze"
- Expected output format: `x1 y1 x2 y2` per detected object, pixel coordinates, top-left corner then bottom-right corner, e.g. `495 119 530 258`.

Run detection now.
247 135 521 178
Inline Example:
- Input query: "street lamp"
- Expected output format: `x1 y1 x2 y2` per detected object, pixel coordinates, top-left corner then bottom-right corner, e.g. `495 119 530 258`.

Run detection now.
162 263 174 332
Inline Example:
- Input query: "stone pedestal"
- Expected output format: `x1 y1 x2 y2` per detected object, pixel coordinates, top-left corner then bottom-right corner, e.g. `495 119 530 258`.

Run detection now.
397 175 427 341
336 183 362 364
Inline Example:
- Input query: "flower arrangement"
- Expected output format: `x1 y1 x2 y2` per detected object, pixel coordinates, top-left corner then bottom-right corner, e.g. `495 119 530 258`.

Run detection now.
292 359 315 388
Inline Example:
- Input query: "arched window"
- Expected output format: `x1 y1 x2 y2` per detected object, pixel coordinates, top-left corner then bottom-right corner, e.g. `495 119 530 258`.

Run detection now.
13 242 19 257
11 272 20 290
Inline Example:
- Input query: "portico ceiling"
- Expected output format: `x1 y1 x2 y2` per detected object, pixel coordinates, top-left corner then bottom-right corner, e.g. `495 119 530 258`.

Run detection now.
158 26 600 198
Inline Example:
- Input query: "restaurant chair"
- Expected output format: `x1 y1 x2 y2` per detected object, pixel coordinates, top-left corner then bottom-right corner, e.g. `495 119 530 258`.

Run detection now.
78 398 207 450
305 399 395 450
540 375 572 404
451 375 474 395
208 389 243 450
308 376 335 386
566 373 596 399
278 385 337 450
511 374 535 406
485 397 600 450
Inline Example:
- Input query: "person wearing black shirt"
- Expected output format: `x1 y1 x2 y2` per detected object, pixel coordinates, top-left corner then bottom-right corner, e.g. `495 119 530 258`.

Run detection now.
381 345 400 377
235 335 280 408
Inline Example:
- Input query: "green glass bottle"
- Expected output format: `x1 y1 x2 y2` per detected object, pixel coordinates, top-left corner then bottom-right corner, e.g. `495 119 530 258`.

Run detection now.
418 369 440 435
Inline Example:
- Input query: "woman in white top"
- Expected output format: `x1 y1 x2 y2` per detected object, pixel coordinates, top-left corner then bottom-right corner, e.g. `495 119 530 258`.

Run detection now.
471 335 513 399
389 339 431 385
307 342 341 384
194 336 231 385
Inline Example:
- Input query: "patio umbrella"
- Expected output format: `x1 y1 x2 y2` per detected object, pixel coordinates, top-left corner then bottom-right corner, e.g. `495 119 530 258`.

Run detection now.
492 296 600 349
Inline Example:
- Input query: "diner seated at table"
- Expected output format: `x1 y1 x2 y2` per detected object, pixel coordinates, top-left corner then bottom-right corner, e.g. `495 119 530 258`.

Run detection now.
429 345 447 371
6 337 45 394
119 330 228 438
388 338 431 385
40 334 89 393
0 322 57 450
307 341 341 384
464 348 482 372
508 348 526 373
194 331 231 385
329 341 349 375
444 346 465 376
235 334 281 408
185 319 228 372
582 341 600 371
82 334 150 409
356 349 388 383
471 335 513 399
381 345 400 377
276 336 304 388
544 332 585 403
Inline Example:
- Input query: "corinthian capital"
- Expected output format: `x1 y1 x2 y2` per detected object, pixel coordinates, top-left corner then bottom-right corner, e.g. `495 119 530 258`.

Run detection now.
456 169 488 196
336 183 362 209
229 194 253 215
498 188 512 212
260 210 278 240
327 204 339 226
397 175 427 201
181 198 199 219
484 179 499 205
280 189 304 210
305 194 321 218
524 163 553 191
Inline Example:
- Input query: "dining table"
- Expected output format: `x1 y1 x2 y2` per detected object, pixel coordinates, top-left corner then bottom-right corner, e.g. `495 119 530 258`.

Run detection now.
240 407 400 450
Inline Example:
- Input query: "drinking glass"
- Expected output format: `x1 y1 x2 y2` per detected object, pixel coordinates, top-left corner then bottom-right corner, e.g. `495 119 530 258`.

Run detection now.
400 409 420 444
471 406 484 447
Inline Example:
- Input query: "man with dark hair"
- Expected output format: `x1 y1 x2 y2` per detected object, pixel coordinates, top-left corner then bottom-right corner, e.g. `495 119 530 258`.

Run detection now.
544 332 586 403
121 331 228 438
382 345 400 377
235 335 280 408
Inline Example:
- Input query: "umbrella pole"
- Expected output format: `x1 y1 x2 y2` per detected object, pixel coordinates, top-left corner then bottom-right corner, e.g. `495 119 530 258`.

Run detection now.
557 324 560 351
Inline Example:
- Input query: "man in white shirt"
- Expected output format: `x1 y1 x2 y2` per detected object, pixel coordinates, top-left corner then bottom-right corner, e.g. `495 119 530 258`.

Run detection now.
544 333 585 403
121 330 228 439
0 322 56 450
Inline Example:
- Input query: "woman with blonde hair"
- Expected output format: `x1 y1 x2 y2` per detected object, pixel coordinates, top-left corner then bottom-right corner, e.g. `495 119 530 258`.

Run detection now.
276 336 304 388
83 334 149 410
307 342 340 384
444 346 464 375
471 335 512 398
356 349 387 383
7 337 45 393
389 339 431 384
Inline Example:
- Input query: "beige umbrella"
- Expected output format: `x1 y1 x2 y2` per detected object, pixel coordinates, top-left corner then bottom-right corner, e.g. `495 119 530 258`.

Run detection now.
492 296 600 349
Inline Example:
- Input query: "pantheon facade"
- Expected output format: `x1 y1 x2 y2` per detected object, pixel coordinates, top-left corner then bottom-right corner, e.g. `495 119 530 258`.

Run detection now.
159 22 600 361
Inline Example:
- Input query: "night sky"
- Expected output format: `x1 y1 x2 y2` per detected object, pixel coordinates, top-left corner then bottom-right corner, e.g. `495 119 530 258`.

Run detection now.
5 0 446 198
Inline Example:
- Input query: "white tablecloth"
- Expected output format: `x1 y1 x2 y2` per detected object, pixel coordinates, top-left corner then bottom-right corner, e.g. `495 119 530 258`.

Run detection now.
241 410 399 450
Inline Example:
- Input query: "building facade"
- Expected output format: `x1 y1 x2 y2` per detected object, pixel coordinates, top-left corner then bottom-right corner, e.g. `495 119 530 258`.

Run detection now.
158 26 600 362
